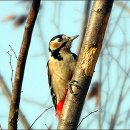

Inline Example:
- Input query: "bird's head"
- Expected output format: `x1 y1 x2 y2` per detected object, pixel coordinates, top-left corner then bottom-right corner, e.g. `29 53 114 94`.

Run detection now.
49 34 79 52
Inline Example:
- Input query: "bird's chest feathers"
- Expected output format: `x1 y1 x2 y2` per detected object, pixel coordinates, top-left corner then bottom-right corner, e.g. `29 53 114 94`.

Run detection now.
49 56 70 73
49 52 73 80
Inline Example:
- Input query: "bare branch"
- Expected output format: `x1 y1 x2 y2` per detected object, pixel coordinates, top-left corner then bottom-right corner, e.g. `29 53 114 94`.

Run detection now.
7 45 18 87
28 106 53 130
7 51 14 87
77 110 98 128
77 1 91 54
58 1 114 129
45 124 49 130
45 123 52 130
9 45 18 59
8 0 41 129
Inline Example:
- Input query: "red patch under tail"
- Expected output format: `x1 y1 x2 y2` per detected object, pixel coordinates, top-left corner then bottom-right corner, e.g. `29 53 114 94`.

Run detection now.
56 99 65 118
56 88 67 118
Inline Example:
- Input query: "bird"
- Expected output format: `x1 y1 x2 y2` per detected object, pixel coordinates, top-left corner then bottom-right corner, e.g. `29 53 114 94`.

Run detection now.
47 34 79 118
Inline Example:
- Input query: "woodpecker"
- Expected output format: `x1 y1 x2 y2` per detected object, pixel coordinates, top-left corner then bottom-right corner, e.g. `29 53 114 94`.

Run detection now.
47 34 79 118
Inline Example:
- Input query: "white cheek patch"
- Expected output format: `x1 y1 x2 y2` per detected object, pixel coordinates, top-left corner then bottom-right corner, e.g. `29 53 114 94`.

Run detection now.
50 41 61 50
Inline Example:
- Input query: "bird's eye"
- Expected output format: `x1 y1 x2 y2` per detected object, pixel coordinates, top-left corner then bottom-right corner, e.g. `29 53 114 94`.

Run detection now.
58 39 62 42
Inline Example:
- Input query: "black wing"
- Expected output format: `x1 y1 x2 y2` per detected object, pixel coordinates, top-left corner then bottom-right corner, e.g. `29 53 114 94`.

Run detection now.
46 61 57 108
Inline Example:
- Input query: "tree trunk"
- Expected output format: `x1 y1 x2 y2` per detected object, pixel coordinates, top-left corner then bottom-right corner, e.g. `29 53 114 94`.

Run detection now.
8 0 41 129
58 0 114 129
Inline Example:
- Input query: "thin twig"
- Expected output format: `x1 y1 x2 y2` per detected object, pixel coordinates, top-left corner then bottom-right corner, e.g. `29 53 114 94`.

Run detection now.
28 106 54 130
77 110 98 127
45 124 49 130
7 51 13 87
9 45 18 59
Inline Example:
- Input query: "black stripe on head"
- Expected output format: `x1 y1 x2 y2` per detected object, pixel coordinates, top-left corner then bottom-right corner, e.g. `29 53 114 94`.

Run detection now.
50 34 64 42
49 41 67 61
49 48 63 61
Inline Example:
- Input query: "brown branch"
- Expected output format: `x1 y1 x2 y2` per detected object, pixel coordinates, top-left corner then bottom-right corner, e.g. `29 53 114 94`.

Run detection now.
28 106 53 130
58 0 114 129
0 75 30 129
8 0 41 129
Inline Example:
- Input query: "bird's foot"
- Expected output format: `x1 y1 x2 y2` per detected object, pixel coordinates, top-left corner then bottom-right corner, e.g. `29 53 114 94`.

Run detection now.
68 80 81 96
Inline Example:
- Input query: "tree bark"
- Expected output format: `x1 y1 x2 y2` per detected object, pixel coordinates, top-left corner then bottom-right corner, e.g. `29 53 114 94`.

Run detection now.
58 0 114 129
8 0 41 129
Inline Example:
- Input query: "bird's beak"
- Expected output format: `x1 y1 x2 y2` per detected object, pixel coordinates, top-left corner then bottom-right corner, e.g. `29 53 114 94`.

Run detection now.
69 35 79 41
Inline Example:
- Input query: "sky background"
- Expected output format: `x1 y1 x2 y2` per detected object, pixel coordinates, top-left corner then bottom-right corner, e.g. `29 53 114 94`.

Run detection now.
0 1 130 129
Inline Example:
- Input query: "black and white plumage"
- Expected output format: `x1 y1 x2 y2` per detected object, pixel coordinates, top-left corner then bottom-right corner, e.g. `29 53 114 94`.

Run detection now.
47 34 78 117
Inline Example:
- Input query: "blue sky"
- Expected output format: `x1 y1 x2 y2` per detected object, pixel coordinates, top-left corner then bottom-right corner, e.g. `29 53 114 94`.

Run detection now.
0 1 130 129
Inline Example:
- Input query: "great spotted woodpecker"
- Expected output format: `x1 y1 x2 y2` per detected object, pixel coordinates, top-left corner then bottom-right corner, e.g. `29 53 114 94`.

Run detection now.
47 34 78 118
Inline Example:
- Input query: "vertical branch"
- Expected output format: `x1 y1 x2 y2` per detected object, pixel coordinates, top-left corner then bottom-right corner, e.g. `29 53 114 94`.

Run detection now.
58 0 114 129
77 1 91 54
8 0 41 129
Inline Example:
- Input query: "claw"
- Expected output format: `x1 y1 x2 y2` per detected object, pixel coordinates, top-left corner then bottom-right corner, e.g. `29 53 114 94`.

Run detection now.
68 80 81 96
